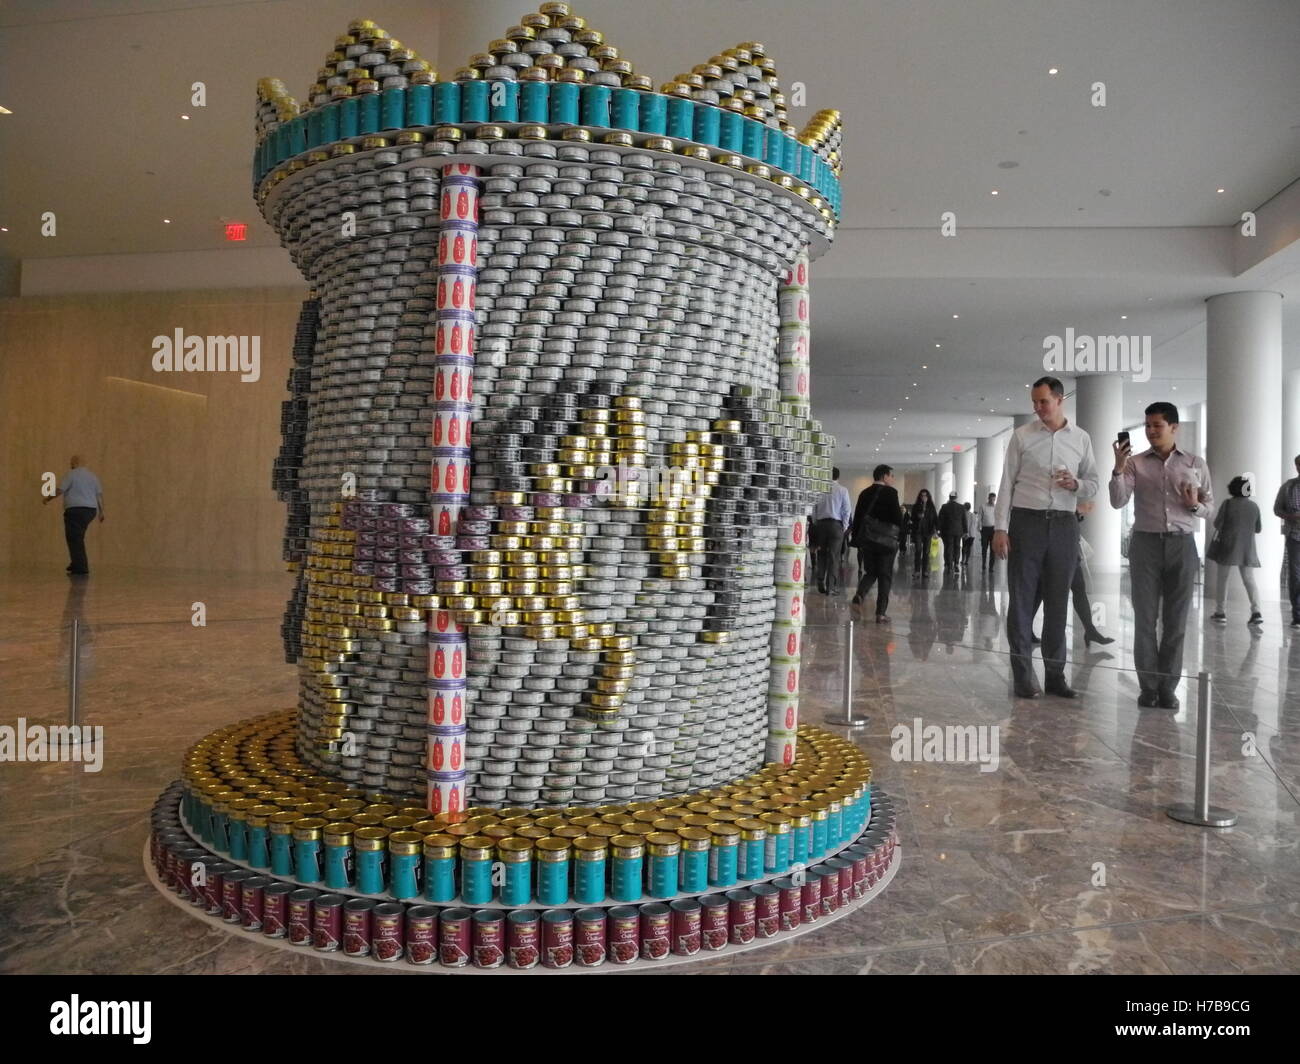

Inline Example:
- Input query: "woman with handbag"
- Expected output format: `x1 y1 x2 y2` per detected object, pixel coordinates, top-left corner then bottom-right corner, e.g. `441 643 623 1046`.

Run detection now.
1209 474 1263 626
850 464 904 622
910 489 938 577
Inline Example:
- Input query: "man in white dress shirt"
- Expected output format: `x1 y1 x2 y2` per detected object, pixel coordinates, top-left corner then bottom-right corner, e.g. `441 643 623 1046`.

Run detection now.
811 467 852 594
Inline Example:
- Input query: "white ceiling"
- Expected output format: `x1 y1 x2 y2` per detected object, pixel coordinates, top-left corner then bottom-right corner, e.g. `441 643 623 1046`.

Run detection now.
3 0 1299 467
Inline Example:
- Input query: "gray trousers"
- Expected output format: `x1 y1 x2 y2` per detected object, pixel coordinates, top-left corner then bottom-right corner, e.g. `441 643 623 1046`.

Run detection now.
1287 538 1300 623
1007 508 1079 686
1128 531 1198 696
1213 563 1260 613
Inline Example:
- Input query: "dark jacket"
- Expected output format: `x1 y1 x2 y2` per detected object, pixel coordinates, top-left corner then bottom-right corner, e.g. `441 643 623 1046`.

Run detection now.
1211 497 1261 567
911 500 937 539
850 483 903 550
937 500 966 536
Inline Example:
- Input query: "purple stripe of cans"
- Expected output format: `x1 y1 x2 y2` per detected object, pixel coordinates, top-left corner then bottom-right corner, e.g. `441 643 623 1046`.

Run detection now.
434 308 478 325
426 724 468 737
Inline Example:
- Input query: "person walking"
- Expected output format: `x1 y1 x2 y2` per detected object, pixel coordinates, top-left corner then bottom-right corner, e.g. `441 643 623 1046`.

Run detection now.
962 502 977 568
910 490 938 578
851 464 903 622
43 455 105 576
937 492 966 573
810 466 851 594
1209 474 1262 626
993 376 1100 700
1274 454 1300 629
1110 402 1213 709
979 492 997 571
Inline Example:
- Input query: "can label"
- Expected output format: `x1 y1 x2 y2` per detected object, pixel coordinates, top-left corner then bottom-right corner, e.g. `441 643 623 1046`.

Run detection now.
607 909 639 964
344 904 373 956
542 915 574 969
431 408 471 449
262 889 288 938
428 688 465 727
507 915 540 969
313 903 342 951
287 895 314 945
473 915 504 968
574 913 607 967
240 881 265 931
671 904 701 956
700 899 729 951
406 910 438 965
639 907 670 961
801 875 822 923
728 893 756 945
439 915 471 967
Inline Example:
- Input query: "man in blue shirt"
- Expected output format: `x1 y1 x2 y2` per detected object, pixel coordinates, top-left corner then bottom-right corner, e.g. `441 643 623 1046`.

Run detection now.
43 456 105 576
811 467 852 594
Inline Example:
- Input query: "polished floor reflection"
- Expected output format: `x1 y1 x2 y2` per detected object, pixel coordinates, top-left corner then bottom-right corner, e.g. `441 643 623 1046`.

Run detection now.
1 561 1297 975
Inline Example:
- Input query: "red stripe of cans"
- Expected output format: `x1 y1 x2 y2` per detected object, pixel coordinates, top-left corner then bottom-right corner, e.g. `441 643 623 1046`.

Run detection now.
428 638 467 682
428 688 465 727
669 898 701 956
433 361 473 403
375 910 406 964
774 876 802 931
607 906 639 964
437 228 477 268
262 883 292 938
574 908 607 967
638 903 670 960
801 870 822 923
433 318 475 357
775 551 804 585
441 184 479 223
507 910 540 969
312 894 345 951
221 870 252 923
431 408 471 448
472 910 504 968
287 889 317 945
344 898 375 956
439 908 472 967
700 893 729 951
426 778 464 816
726 889 756 945
426 731 464 773
430 455 471 496
752 883 780 938
240 876 269 931
429 499 464 539
405 905 439 965
541 909 573 969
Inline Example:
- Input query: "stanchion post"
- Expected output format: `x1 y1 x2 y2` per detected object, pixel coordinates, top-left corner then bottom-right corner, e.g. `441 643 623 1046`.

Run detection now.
69 618 81 742
1167 671 1236 828
825 619 869 727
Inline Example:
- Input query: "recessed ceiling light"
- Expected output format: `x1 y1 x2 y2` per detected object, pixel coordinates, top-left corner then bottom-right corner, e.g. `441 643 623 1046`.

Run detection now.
1120 314 1128 320
935 343 941 348
0 106 11 115
1171 386 1177 391
952 313 959 319
991 190 999 196
163 218 171 224
1048 67 1059 75
1216 188 1225 194
922 365 928 370
181 114 191 120
0 227 7 232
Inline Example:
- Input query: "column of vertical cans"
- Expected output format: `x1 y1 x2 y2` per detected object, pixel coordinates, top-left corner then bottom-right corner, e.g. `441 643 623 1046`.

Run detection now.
426 162 481 816
767 249 812 766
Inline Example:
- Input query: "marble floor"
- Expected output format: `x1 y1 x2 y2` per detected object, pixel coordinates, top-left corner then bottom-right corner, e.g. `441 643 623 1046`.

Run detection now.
2 560 1298 975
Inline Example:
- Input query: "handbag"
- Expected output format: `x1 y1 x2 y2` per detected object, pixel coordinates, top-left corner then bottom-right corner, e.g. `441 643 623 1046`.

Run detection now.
858 487 900 551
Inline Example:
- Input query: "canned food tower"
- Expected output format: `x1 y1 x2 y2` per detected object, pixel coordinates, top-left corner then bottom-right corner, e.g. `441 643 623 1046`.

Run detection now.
148 6 899 970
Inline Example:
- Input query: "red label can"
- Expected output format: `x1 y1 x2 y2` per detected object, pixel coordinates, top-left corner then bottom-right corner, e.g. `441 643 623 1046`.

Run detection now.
700 894 730 951
205 862 234 916
847 848 869 899
262 883 293 938
439 908 471 967
751 883 780 938
240 876 270 931
507 910 540 969
669 898 701 956
574 908 608 967
607 906 639 964
473 910 505 968
726 889 756 945
829 857 853 909
639 902 670 961
801 870 822 923
405 905 438 965
817 863 841 916
287 889 317 945
344 898 375 957
541 909 574 969
372 902 405 962
221 870 252 924
312 894 345 952
774 876 802 931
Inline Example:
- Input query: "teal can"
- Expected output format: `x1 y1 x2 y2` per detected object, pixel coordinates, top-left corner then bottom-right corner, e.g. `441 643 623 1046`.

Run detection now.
406 82 433 126
422 836 457 902
741 117 764 159
353 828 389 894
738 823 767 881
646 834 681 899
460 80 490 123
790 815 811 865
611 87 639 130
381 87 405 130
693 103 721 146
678 829 710 892
549 81 580 124
809 808 829 859
841 792 858 838
320 102 340 144
227 810 249 862
707 828 740 888
460 838 493 905
719 109 743 153
338 96 360 139
639 92 667 135
782 133 798 173
827 798 844 848
357 92 380 134
323 827 354 889
388 833 422 900
763 126 783 167
761 816 793 875
535 838 571 906
667 96 695 139
306 109 324 150
611 837 644 903
286 115 307 156
246 822 270 870
498 839 534 906
580 84 612 127
520 80 550 123
271 127 287 169
269 816 295 877
573 838 607 904
195 800 212 844
489 79 520 122
292 821 325 884
211 804 230 852
433 82 461 124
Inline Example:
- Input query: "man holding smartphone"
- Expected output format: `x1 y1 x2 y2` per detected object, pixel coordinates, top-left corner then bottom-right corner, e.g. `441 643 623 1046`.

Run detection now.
993 376 1100 699
1110 402 1213 709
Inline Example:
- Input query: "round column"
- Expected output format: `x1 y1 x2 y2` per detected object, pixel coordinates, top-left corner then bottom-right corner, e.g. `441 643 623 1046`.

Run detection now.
924 466 937 499
953 448 976 504
1206 291 1284 590
936 457 954 500
1074 374 1124 571
975 431 1006 507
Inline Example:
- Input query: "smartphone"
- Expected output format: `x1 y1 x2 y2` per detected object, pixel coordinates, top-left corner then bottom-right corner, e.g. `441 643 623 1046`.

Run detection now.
1117 431 1130 448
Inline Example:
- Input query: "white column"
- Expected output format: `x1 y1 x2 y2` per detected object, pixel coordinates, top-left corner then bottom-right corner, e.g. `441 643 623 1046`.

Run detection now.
1284 371 1300 484
976 431 1006 505
924 466 937 499
1206 291 1284 591
1074 374 1124 571
953 449 976 504
936 457 954 500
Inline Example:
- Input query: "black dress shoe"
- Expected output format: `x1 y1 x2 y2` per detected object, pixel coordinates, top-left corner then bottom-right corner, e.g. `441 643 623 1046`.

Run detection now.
1084 630 1115 646
1045 678 1078 699
1013 682 1041 699
1137 691 1160 708
1157 692 1180 710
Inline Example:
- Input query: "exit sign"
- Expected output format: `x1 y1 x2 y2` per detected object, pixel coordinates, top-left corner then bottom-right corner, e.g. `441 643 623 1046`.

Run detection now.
225 223 247 241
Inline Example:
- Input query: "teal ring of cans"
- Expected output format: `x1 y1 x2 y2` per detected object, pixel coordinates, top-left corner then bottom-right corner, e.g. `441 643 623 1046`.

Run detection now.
254 83 842 218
